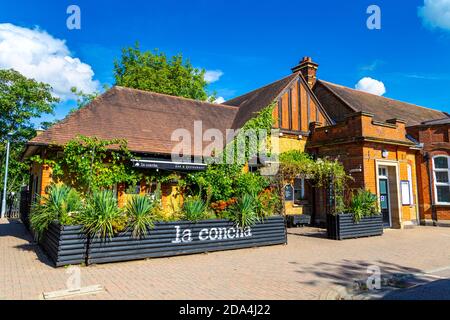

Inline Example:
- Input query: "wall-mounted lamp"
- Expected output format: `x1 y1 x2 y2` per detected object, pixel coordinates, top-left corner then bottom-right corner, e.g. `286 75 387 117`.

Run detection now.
382 149 389 158
349 165 362 173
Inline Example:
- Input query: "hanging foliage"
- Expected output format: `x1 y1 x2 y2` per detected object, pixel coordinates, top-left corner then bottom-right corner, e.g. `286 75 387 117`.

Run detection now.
31 135 141 194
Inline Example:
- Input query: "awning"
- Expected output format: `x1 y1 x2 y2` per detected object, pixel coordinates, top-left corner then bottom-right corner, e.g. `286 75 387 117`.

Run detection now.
131 159 207 171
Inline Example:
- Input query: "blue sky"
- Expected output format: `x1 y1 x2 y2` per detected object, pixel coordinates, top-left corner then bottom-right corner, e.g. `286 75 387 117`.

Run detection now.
1 0 450 125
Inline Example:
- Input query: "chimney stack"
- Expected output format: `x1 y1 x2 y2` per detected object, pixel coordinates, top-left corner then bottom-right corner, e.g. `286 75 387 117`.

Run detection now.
291 56 318 88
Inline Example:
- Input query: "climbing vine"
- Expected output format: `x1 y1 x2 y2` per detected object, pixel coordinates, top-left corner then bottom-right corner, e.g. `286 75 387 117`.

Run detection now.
278 150 353 214
31 135 141 193
188 103 275 202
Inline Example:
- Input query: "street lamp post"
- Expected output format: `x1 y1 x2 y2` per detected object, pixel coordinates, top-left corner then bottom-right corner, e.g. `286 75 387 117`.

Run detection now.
1 132 13 219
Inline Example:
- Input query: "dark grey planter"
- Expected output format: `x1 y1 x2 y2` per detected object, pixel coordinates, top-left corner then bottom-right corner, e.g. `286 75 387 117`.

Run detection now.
327 213 383 240
39 222 87 267
36 216 286 267
87 216 286 265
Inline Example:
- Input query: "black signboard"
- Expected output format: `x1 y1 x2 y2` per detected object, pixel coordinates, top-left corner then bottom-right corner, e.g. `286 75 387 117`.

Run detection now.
132 160 207 171
284 184 294 202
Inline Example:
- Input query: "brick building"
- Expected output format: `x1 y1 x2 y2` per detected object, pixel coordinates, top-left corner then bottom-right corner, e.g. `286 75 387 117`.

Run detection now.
407 119 450 226
24 56 450 228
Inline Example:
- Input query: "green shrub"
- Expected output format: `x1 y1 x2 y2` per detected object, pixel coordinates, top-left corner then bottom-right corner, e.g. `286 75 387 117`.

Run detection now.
230 193 260 228
346 189 380 222
257 188 281 218
126 194 157 238
79 190 126 239
182 196 209 221
235 172 269 198
30 184 83 237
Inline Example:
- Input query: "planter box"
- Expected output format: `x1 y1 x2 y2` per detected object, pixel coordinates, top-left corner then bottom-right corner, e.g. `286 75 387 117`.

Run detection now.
39 222 87 267
327 213 383 240
87 216 286 265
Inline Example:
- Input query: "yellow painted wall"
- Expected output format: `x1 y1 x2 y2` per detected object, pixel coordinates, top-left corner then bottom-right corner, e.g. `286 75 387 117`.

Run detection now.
276 136 307 154
275 136 310 216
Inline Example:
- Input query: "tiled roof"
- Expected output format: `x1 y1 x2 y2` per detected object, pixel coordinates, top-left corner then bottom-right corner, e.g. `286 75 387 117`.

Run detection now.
315 80 448 127
225 73 299 129
30 86 238 156
420 116 450 125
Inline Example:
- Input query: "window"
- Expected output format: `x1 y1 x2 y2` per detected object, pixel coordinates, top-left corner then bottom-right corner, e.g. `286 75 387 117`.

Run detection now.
407 164 414 205
125 182 141 195
433 156 450 204
293 178 305 202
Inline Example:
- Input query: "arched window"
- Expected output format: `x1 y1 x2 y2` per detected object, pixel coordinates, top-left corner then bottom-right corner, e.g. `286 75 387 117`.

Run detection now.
433 156 450 204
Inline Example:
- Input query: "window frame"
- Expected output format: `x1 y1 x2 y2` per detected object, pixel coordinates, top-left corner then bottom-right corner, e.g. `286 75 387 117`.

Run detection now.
433 155 450 205
293 177 305 203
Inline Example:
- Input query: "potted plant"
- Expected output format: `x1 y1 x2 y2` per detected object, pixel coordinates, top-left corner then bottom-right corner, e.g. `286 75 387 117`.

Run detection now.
29 185 87 266
29 183 287 267
327 189 383 240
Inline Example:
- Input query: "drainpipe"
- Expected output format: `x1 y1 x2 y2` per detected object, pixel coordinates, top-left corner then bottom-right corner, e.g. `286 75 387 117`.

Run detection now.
425 152 437 225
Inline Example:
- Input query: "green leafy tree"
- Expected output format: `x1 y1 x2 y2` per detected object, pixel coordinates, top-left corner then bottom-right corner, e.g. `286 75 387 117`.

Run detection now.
114 43 210 101
0 69 58 192
70 86 101 111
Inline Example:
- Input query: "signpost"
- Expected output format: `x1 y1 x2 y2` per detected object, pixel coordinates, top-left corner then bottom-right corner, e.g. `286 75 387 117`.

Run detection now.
1 133 13 219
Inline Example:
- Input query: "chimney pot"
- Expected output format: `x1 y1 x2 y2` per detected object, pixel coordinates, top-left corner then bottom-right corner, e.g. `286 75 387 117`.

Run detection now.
292 56 318 88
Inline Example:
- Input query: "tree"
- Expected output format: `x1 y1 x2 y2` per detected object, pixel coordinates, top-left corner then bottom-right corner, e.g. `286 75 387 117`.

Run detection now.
0 69 58 192
114 43 211 101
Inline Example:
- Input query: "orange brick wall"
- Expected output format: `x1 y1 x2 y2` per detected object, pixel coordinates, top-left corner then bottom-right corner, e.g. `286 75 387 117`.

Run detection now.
408 124 450 224
308 112 420 227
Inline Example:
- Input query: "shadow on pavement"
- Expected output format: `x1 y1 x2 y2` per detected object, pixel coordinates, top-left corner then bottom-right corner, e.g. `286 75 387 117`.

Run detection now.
296 259 423 288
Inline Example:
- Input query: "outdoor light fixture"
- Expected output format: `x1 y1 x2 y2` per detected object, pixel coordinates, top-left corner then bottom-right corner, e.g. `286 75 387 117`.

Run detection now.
1 132 14 219
382 149 389 158
349 165 362 173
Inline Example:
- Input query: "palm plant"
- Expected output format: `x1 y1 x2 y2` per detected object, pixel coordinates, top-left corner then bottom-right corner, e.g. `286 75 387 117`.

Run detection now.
30 184 83 238
347 189 379 222
230 193 260 228
79 190 125 239
182 196 208 221
126 194 156 238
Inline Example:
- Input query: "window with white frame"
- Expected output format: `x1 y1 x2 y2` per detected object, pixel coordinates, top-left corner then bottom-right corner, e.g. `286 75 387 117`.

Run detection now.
293 178 305 202
433 156 450 204
407 164 414 205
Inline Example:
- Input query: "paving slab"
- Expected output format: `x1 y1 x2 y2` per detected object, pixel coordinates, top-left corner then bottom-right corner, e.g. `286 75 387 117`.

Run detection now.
1 219 450 300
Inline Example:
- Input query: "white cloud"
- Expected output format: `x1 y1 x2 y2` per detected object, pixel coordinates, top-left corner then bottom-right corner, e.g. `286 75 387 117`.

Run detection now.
0 23 100 100
213 96 226 104
418 0 450 31
355 77 386 96
204 70 223 83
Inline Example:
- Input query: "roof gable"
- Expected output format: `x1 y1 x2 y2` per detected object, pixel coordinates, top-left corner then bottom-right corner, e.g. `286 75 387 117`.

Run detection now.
227 72 333 130
226 73 299 129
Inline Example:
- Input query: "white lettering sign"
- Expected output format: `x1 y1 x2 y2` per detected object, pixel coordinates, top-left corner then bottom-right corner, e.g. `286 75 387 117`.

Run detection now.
172 225 252 243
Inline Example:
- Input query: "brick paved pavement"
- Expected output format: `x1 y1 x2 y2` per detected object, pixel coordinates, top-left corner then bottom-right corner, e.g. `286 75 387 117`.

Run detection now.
1 219 449 300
